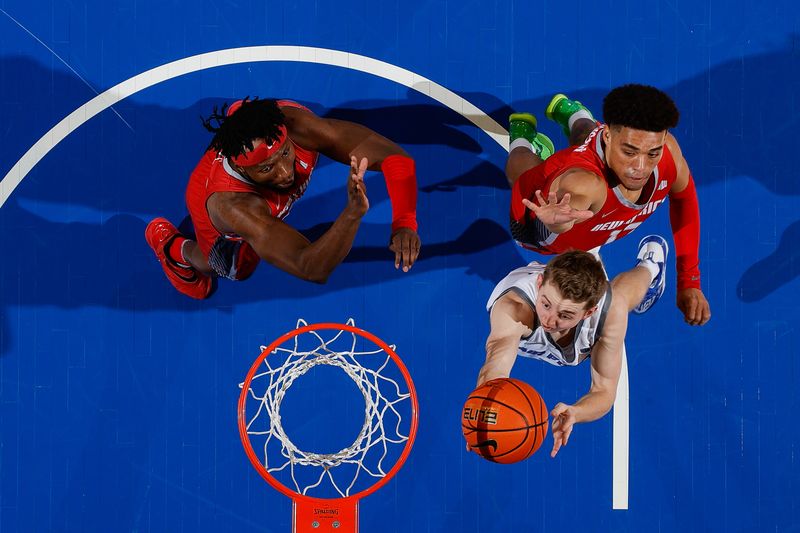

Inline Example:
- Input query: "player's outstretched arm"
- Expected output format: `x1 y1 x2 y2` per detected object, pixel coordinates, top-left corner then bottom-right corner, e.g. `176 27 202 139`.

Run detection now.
550 303 625 458
521 170 602 235
282 106 407 168
476 293 533 388
283 106 421 272
210 157 369 284
665 134 711 326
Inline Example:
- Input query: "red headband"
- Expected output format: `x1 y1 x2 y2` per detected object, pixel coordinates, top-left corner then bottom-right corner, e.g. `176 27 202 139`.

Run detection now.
226 99 288 167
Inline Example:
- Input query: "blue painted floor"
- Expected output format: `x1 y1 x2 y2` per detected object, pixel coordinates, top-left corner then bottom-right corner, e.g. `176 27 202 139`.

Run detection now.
1 1 799 531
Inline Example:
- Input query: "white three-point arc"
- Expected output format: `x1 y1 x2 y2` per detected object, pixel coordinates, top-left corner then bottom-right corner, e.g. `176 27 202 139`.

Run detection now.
0 45 629 510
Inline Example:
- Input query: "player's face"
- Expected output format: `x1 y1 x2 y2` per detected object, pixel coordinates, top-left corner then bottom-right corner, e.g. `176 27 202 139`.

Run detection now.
535 277 596 334
240 139 296 190
603 126 667 191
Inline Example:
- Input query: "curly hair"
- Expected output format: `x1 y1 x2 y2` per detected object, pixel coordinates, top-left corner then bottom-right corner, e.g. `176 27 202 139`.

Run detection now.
602 84 679 132
201 98 285 158
541 250 607 309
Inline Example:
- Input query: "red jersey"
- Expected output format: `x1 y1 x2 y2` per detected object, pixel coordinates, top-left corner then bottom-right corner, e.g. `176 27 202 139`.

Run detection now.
185 100 319 258
510 125 678 254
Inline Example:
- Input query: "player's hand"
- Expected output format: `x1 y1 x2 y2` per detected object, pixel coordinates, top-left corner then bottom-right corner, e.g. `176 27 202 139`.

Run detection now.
677 288 711 326
522 190 595 228
345 156 369 218
389 228 421 272
550 402 577 458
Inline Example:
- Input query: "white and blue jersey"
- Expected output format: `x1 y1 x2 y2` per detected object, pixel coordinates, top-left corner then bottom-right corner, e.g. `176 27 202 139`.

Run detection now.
486 262 612 367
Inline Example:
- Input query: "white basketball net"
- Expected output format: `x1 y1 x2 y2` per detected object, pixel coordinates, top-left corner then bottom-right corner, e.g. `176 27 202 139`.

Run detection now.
240 319 412 498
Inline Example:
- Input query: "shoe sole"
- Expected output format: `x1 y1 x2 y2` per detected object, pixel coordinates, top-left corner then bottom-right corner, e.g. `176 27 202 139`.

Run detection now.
144 217 175 251
545 94 568 121
509 112 538 128
638 235 669 261
632 235 669 314
535 134 555 159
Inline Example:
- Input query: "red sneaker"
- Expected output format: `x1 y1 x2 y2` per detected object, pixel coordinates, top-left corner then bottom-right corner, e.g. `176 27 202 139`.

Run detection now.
145 218 213 299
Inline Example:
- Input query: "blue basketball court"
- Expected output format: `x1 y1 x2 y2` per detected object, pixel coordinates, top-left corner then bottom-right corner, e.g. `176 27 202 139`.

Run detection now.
1 1 799 531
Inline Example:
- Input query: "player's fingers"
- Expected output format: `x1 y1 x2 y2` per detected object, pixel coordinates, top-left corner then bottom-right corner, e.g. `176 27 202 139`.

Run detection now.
394 247 402 269
547 191 558 204
685 299 700 325
550 403 568 418
358 157 369 175
680 298 696 323
534 190 546 205
700 304 711 325
550 437 562 458
401 237 411 272
562 424 574 446
560 192 571 204
406 237 420 269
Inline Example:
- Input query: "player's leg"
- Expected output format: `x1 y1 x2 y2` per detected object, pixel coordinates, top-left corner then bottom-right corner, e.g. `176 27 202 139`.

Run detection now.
180 239 213 274
610 235 669 313
145 217 214 299
545 94 596 147
506 113 554 187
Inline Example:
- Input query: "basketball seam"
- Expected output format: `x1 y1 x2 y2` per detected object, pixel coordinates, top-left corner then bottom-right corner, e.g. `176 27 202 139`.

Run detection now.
507 378 545 461
461 422 548 432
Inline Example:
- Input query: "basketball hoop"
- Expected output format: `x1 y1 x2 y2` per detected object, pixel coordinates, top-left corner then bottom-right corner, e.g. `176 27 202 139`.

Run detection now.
238 319 418 532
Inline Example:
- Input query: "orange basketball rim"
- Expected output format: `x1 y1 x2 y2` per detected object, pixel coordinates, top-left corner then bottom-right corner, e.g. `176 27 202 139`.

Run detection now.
237 321 419 532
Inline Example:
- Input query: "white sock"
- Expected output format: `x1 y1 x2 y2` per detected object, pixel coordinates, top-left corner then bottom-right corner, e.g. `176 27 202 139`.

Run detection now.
508 137 536 154
638 259 660 283
567 109 594 132
509 138 534 153
178 239 192 268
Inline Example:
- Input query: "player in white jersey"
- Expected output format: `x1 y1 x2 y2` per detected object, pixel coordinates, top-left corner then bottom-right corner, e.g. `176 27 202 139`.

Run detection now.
475 235 668 458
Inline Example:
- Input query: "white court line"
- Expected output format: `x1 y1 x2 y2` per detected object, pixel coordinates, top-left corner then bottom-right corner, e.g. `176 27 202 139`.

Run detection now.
0 45 629 509
614 346 629 509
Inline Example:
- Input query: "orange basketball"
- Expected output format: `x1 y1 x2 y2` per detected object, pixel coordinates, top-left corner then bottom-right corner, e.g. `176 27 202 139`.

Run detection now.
462 378 549 464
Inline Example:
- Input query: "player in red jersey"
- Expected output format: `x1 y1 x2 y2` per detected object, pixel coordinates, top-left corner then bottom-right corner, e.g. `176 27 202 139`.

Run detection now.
505 84 710 326
145 98 421 299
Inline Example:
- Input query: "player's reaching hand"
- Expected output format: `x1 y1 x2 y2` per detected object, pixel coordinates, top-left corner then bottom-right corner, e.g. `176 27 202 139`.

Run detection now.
677 288 711 326
389 228 421 272
549 402 577 458
345 156 369 218
523 190 594 229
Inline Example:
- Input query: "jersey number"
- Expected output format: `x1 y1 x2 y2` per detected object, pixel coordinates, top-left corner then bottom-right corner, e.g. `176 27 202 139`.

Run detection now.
604 222 642 245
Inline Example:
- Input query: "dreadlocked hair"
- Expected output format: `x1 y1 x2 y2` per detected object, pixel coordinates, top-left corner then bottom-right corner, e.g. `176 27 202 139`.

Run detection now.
201 98 286 159
602 84 679 132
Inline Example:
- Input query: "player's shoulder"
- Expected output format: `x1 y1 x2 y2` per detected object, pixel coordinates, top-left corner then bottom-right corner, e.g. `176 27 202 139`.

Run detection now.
490 289 536 329
281 102 316 126
556 167 606 196
663 132 689 178
210 191 272 225
495 287 531 308
280 102 331 148
665 132 684 158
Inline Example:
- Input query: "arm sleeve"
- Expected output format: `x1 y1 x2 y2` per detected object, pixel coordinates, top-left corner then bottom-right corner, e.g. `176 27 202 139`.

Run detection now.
668 174 702 290
381 154 418 232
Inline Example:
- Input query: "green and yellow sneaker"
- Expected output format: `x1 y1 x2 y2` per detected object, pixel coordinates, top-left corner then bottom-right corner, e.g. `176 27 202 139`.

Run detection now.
509 112 555 159
545 94 595 138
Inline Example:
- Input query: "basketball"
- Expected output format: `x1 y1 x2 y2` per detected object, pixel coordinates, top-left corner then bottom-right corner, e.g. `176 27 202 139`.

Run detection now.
462 378 549 463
